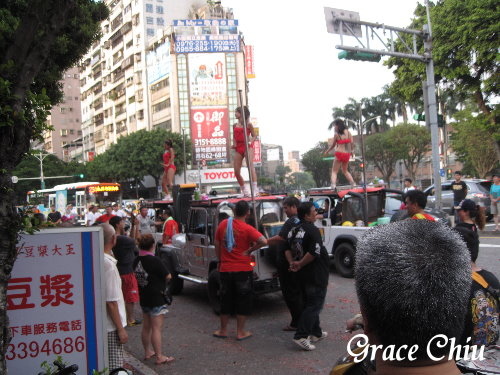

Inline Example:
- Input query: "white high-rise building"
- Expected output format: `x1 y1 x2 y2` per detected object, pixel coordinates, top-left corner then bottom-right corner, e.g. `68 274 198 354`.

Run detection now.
79 0 199 160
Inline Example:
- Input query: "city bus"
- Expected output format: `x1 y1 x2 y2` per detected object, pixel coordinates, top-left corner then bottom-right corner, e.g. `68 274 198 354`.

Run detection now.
27 182 122 217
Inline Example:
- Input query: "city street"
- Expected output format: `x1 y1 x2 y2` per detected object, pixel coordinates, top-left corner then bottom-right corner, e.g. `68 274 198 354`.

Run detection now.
124 229 500 375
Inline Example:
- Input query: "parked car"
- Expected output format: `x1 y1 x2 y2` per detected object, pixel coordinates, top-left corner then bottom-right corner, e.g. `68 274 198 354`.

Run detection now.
423 179 492 219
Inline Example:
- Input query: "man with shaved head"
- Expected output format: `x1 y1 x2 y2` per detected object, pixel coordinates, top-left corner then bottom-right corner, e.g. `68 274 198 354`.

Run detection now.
355 220 471 375
101 223 128 370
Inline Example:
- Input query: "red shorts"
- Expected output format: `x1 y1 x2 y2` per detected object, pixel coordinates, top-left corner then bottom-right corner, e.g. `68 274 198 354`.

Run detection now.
235 143 253 157
335 151 351 163
163 164 176 173
120 273 139 303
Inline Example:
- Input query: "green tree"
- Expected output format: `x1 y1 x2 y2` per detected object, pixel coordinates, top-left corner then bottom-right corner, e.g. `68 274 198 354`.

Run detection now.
12 152 88 203
450 110 499 178
86 129 191 197
364 131 403 187
301 142 332 187
287 172 315 191
390 124 431 182
274 165 291 187
386 0 499 157
0 0 108 366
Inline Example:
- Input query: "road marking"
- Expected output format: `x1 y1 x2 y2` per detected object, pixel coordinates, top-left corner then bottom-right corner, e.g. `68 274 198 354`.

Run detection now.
479 244 500 248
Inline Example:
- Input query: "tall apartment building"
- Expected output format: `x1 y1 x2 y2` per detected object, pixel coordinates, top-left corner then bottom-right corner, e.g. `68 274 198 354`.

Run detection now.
43 67 83 160
287 150 303 173
261 144 284 178
79 0 197 160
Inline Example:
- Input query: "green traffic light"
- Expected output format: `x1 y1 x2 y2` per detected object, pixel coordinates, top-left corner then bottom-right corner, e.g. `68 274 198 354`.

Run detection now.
338 50 381 62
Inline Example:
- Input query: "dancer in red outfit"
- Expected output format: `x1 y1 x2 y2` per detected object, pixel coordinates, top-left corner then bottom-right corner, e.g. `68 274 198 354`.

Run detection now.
161 140 176 200
232 106 258 196
324 119 355 189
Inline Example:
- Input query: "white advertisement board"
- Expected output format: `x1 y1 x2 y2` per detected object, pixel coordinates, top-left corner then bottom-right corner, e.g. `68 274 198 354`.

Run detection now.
6 227 106 374
177 167 249 185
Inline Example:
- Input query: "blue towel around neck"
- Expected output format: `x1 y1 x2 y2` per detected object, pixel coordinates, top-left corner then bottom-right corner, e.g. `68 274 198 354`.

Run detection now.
225 217 235 252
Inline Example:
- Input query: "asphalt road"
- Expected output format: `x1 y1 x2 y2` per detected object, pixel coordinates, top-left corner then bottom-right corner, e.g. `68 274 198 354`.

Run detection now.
124 229 500 375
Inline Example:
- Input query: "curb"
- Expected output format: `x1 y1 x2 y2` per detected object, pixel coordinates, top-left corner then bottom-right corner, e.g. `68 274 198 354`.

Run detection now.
124 351 159 375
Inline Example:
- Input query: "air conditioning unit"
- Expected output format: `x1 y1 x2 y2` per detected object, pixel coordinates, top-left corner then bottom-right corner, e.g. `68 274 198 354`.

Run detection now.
104 40 111 49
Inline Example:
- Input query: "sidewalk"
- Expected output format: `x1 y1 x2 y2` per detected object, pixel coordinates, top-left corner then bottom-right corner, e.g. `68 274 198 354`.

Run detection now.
123 351 158 375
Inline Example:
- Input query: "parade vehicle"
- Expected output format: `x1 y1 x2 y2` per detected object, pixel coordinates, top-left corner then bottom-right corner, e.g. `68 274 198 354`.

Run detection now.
27 181 121 218
159 185 285 313
308 186 450 278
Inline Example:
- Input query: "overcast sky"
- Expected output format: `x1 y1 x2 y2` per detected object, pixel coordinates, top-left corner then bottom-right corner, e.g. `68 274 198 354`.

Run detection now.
222 0 422 158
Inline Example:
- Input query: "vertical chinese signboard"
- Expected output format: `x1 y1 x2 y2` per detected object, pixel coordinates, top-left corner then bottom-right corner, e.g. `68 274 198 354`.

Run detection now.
7 227 105 375
188 53 230 163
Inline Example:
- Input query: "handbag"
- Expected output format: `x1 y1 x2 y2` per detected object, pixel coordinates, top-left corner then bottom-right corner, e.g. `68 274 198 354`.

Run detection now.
163 282 173 305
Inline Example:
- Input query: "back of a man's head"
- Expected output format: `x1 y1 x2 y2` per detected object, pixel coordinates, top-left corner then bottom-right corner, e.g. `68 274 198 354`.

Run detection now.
234 200 250 217
101 223 116 248
355 220 471 362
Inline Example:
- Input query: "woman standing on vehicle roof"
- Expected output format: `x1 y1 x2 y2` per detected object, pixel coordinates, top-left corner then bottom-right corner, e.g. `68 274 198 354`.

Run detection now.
324 119 356 190
161 139 176 201
232 106 259 197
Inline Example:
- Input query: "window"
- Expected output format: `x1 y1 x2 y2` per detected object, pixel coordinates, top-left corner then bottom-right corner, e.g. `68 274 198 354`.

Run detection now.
60 129 68 137
157 17 164 26
189 209 207 234
152 99 170 113
156 5 163 13
146 28 155 36
146 3 153 12
146 17 154 24
60 107 66 113
78 130 82 135
61 141 68 147
69 129 74 134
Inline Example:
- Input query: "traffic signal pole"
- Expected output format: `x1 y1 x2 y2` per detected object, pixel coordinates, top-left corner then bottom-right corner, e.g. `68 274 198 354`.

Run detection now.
326 3 443 209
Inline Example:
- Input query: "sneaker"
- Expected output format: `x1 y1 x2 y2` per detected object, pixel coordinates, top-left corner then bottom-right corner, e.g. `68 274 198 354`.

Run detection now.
293 337 316 351
127 319 142 326
309 331 328 342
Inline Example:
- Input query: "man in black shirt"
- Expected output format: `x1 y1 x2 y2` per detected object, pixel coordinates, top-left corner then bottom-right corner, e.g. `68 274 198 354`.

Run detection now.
287 202 330 351
451 171 468 211
267 196 302 331
47 205 61 224
109 216 141 326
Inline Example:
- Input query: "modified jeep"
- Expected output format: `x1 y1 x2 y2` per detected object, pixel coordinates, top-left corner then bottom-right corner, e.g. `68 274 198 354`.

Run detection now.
160 189 285 313
307 186 404 278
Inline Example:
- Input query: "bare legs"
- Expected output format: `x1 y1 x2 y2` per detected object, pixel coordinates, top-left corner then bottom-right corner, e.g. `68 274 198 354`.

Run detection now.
233 152 245 188
141 313 173 364
126 302 136 325
233 151 258 195
214 314 252 340
330 160 355 188
494 213 499 231
161 169 175 198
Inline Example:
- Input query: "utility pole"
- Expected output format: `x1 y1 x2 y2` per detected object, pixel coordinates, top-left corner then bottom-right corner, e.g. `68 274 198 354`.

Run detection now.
32 152 51 189
325 3 443 209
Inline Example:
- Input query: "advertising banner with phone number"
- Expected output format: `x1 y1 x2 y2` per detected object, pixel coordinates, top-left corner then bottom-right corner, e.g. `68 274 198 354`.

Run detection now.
191 107 230 163
6 227 105 374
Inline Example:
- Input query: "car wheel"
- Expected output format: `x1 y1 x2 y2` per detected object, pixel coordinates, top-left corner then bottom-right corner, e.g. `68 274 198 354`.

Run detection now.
207 269 221 315
334 242 355 278
169 274 184 295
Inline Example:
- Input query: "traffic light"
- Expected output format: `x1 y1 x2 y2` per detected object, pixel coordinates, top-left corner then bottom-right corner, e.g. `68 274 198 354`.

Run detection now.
75 174 84 179
338 50 381 62
446 169 452 179
413 113 444 127
359 163 364 169
413 113 425 122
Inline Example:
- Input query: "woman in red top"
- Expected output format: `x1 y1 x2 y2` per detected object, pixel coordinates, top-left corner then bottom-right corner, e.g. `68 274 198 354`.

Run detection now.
161 140 176 200
232 106 259 197
324 119 356 190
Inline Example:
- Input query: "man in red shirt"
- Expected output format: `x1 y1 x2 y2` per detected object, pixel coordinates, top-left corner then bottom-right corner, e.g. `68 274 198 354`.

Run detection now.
95 205 117 224
405 190 437 222
162 207 179 245
213 200 267 341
